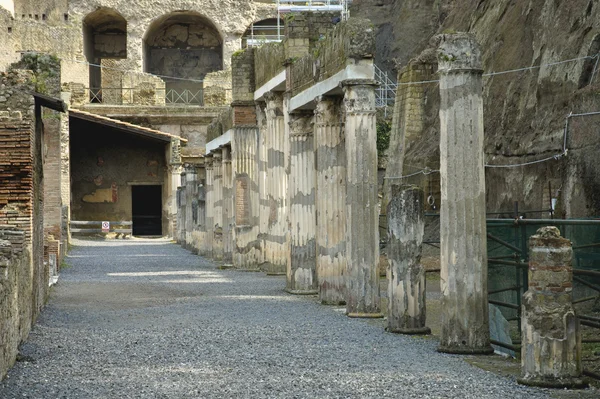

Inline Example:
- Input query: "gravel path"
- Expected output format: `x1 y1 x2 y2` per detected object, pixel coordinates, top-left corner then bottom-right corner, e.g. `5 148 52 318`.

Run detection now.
0 238 551 398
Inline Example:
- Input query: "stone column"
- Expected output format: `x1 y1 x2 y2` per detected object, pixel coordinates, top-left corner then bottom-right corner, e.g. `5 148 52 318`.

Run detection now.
184 166 198 250
387 185 430 334
264 92 288 275
212 152 224 261
257 101 269 268
167 138 183 238
314 96 346 305
222 146 234 265
519 227 585 388
204 157 214 259
342 80 382 318
286 111 317 294
437 33 492 354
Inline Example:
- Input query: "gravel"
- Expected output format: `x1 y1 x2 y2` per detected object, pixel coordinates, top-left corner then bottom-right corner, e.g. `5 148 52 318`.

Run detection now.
0 238 551 398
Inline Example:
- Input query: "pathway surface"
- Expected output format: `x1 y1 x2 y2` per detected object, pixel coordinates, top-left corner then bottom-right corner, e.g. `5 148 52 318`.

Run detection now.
0 238 551 398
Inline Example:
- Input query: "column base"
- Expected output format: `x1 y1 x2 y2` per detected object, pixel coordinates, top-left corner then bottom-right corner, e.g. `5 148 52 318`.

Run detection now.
216 264 235 270
347 312 384 319
321 300 346 306
517 377 588 389
437 344 494 355
266 272 286 276
237 268 262 272
285 288 319 295
387 326 431 335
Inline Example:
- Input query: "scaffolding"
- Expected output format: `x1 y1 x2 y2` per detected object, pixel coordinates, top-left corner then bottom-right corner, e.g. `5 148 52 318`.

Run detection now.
242 1 350 48
375 65 398 112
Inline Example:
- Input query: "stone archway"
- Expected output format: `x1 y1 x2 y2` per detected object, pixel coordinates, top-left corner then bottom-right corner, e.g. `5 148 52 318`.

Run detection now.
143 11 223 103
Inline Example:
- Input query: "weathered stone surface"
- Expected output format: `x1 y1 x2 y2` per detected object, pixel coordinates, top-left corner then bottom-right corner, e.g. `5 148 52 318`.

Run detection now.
519 227 586 389
386 185 430 335
437 33 492 354
315 96 346 305
343 80 381 318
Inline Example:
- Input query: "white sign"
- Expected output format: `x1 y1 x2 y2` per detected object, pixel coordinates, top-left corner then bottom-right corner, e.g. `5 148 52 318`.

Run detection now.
101 221 110 233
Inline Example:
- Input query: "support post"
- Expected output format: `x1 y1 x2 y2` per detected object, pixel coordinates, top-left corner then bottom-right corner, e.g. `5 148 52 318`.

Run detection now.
222 146 234 265
212 152 224 261
437 33 492 354
314 96 346 305
519 226 586 389
286 111 317 294
342 80 382 318
387 185 430 334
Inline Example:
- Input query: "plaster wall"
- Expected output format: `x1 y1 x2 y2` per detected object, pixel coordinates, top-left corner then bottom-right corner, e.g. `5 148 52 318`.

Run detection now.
69 121 168 230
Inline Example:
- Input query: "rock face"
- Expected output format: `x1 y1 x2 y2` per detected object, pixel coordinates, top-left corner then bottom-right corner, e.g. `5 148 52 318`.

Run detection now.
358 0 600 218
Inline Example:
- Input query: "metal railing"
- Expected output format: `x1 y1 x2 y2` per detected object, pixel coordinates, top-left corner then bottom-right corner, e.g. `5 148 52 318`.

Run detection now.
88 87 205 105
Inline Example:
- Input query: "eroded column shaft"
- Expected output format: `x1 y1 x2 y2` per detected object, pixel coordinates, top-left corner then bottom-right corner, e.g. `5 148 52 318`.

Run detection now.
286 112 317 294
519 226 584 388
264 93 288 274
204 159 214 259
212 153 224 261
315 96 346 305
343 81 381 317
437 33 492 354
232 127 261 269
387 185 430 334
222 147 234 264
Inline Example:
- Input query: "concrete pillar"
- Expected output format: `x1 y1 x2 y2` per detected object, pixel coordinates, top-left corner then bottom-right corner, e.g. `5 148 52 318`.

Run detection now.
286 111 317 294
264 92 288 275
519 227 585 388
204 158 214 259
314 96 346 305
222 146 234 265
342 80 382 318
437 33 493 354
386 185 430 334
212 152 224 261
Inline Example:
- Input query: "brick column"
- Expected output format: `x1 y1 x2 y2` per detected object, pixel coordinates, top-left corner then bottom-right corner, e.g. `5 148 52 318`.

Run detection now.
342 80 382 318
286 111 317 294
387 185 430 334
437 33 492 354
314 96 346 305
519 226 586 389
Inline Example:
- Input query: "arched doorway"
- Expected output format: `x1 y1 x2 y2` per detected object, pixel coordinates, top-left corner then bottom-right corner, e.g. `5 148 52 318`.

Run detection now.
83 8 127 102
242 18 284 48
144 12 223 104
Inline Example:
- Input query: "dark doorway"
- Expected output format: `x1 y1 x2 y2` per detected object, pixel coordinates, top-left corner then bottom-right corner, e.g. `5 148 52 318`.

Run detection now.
132 185 162 236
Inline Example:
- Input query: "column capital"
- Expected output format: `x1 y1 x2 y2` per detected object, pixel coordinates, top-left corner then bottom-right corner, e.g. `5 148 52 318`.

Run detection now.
437 33 483 74
341 78 378 88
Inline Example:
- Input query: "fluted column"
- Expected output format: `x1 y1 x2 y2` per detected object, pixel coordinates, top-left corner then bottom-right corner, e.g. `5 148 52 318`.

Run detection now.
222 146 234 265
232 127 261 270
387 185 430 334
257 102 269 267
314 96 346 305
204 157 214 259
212 152 224 261
264 92 288 275
342 80 382 318
286 111 317 294
437 33 492 354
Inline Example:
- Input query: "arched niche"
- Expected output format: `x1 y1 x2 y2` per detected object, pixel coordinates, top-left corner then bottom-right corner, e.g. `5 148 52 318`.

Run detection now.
143 11 223 96
83 8 127 101
242 18 284 48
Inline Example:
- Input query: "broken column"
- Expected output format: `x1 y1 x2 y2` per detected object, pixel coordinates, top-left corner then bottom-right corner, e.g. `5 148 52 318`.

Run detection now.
387 185 430 334
342 80 382 317
519 226 585 388
286 111 317 294
437 33 492 354
314 96 346 305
